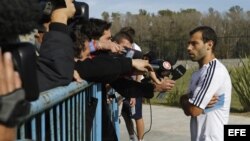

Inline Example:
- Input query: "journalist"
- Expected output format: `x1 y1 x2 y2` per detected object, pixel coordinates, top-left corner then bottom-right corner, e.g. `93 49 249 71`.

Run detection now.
36 0 76 92
73 18 176 141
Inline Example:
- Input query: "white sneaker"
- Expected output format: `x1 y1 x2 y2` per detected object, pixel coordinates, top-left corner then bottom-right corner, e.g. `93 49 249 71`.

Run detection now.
129 135 136 141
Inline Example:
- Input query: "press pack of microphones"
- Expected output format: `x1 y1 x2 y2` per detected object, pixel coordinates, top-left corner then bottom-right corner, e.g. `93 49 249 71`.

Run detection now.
149 58 186 81
122 47 187 99
148 58 187 100
122 47 186 81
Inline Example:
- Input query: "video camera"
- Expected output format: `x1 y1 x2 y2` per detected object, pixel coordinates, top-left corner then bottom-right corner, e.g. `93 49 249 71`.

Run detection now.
0 43 39 101
40 0 89 23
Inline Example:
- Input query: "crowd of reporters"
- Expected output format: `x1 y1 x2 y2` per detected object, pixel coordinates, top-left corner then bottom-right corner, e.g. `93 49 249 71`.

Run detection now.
0 0 176 140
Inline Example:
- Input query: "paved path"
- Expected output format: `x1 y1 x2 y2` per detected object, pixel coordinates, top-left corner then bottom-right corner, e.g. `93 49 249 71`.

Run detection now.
119 104 250 141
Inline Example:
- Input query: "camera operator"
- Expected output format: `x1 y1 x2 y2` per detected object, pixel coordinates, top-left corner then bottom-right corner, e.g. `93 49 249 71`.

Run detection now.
0 0 41 140
36 0 76 92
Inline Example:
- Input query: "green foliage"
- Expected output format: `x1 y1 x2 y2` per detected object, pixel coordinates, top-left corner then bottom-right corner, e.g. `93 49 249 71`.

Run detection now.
231 57 250 111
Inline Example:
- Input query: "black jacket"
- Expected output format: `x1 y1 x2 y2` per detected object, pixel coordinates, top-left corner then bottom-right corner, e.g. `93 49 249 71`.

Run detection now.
37 23 75 92
75 54 154 99
75 54 133 83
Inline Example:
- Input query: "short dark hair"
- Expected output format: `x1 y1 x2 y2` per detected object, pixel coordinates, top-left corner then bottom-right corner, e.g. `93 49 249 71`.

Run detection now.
120 26 136 38
113 32 133 45
190 26 217 51
71 30 89 59
80 18 112 40
0 0 41 41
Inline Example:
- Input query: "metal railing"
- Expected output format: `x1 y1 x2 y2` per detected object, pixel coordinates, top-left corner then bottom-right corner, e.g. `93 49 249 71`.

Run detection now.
16 81 119 141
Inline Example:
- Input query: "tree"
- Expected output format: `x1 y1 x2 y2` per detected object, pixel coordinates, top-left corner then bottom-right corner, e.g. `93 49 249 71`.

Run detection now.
99 6 250 59
158 9 174 17
101 11 110 21
139 9 148 16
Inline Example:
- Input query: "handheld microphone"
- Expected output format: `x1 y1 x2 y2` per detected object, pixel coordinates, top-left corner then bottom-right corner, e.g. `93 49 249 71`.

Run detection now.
171 65 186 80
150 59 172 70
156 65 186 100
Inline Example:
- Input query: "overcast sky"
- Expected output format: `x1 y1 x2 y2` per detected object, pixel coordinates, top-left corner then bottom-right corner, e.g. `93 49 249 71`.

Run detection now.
77 0 250 18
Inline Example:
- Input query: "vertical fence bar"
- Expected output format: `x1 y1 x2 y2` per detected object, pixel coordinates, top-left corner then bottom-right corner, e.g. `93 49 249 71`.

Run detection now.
19 124 25 139
112 97 120 140
56 105 61 141
50 109 55 141
67 99 71 141
82 91 86 141
76 94 80 141
17 82 108 141
41 113 46 141
92 84 102 141
62 102 66 141
31 118 37 140
79 91 83 141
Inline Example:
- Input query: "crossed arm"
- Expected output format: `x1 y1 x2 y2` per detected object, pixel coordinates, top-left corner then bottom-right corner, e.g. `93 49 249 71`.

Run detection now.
179 94 219 117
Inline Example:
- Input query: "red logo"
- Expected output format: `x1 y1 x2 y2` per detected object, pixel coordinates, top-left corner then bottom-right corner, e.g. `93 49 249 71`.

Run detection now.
163 61 171 70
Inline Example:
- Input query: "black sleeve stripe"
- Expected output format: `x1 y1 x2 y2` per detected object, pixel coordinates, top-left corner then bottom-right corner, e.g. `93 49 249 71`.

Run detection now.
193 60 217 107
193 61 215 106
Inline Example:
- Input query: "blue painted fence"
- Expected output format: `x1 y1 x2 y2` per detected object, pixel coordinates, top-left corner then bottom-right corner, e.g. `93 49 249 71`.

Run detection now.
16 82 120 141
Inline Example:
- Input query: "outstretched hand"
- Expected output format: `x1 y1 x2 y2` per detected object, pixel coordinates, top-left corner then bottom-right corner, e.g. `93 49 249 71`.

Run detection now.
132 59 153 73
153 78 176 92
97 40 124 53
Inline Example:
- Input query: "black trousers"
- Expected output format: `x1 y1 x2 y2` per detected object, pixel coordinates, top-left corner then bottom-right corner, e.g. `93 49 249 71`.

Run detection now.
102 84 118 141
